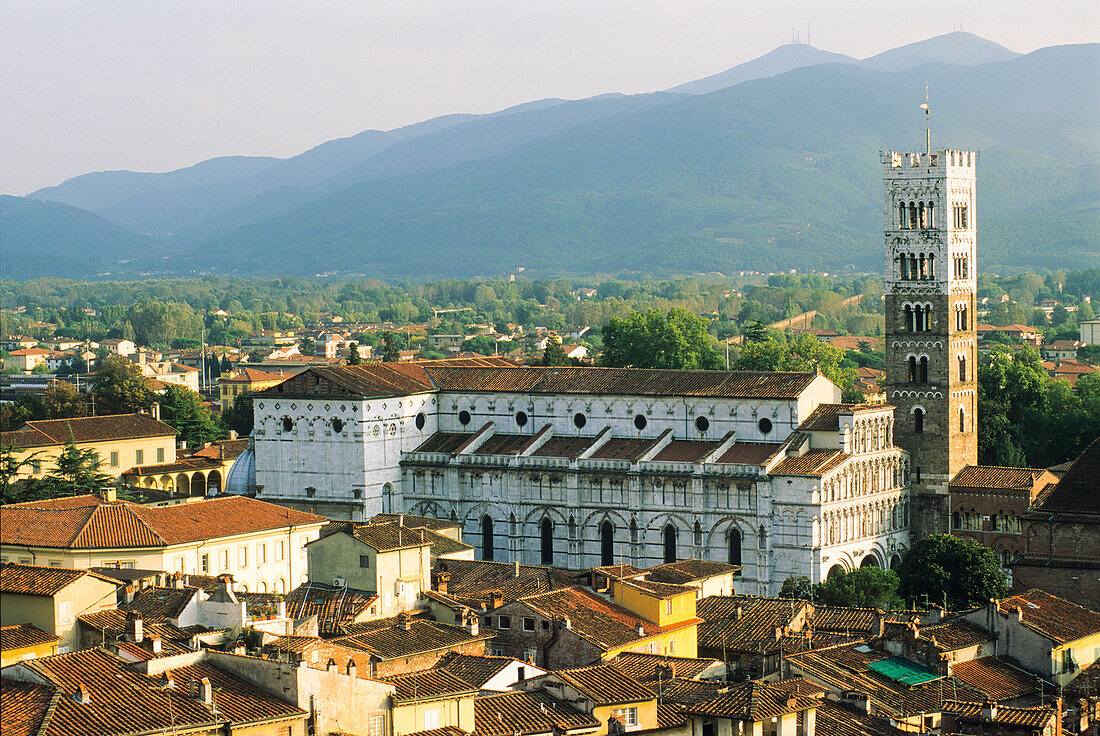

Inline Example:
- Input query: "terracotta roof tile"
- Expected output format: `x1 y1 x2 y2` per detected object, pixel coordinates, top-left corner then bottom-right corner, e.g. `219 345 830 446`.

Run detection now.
473 433 539 456
696 595 808 652
654 678 725 705
590 437 659 461
715 442 783 465
516 587 668 652
416 432 476 453
685 681 819 720
0 563 117 597
0 679 56 736
652 440 721 463
382 669 479 701
284 583 378 637
434 559 575 606
951 465 1052 489
948 656 1046 701
0 413 177 449
997 589 1100 643
120 587 199 620
332 620 492 661
554 663 655 705
0 624 60 652
433 652 515 688
813 700 910 736
943 700 1055 728
473 690 599 736
1031 436 1100 516
771 450 848 476
617 578 696 600
370 513 462 532
531 435 598 458
0 496 324 550
919 619 993 651
810 606 879 635
608 652 720 684
646 560 739 585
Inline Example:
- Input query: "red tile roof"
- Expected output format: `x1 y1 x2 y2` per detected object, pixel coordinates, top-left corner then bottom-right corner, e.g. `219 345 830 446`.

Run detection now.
0 563 118 597
0 679 56 736
1031 436 1100 516
771 450 848 476
515 587 674 651
646 560 740 585
607 652 720 684
685 680 819 721
473 690 600 736
951 465 1052 489
652 440 721 463
715 442 782 465
943 700 1055 728
998 589 1100 643
382 669 479 701
553 663 656 705
0 624 60 651
1 413 177 449
0 496 325 550
948 656 1046 701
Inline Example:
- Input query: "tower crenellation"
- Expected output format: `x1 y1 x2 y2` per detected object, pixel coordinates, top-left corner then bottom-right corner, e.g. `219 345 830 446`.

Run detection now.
883 147 978 538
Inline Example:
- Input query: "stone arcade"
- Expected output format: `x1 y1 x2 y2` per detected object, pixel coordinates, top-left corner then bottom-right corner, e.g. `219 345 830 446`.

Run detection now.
248 360 911 595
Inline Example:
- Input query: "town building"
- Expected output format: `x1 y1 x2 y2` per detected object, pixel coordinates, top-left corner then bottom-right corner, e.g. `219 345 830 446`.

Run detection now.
948 465 1059 570
882 148 979 538
0 495 326 594
0 563 119 653
5 347 52 372
1 413 178 480
219 366 290 410
0 624 60 666
1080 318 1100 345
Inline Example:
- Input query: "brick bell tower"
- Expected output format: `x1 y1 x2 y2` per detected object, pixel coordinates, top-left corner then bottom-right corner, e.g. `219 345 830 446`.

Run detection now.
882 139 978 539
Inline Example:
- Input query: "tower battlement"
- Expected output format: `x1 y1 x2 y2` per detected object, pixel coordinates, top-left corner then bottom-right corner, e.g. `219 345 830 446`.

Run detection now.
881 150 977 174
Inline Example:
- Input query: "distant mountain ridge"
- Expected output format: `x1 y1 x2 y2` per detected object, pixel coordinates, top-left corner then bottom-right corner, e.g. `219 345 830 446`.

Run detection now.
8 33 1096 281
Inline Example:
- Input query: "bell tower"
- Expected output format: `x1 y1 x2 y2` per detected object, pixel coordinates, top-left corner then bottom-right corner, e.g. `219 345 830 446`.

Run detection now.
883 147 978 538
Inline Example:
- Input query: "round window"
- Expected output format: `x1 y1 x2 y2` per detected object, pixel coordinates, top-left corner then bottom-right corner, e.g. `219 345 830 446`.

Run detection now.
415 412 426 430
332 418 344 433
282 417 293 432
458 410 471 426
758 417 773 435
695 416 710 432
573 413 586 429
634 414 647 430
516 411 528 427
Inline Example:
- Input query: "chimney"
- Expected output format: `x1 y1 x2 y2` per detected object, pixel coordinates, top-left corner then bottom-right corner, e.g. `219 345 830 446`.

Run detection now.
151 402 160 421
218 573 235 593
74 684 91 704
981 701 997 721
435 571 450 594
100 487 116 503
198 677 212 705
126 611 143 643
635 623 646 636
397 613 413 631
874 610 886 638
490 591 503 610
736 605 743 621
146 635 162 654
162 673 175 689
466 611 480 636
1014 606 1025 623
513 560 521 579
124 584 136 605
172 571 185 589
229 430 238 440
346 659 357 678
398 514 404 527
562 616 572 630
656 664 674 681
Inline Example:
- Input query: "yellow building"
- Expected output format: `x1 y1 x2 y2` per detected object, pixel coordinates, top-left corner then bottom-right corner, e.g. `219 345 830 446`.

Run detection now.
0 494 327 595
219 366 289 410
530 663 660 735
386 669 478 736
1 413 178 480
612 578 699 631
0 623 61 666
0 563 119 653
121 437 251 496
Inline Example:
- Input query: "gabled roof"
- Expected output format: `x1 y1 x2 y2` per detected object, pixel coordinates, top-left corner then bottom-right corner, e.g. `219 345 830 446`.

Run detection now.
696 595 808 653
771 450 849 477
809 606 879 635
259 358 514 399
514 587 673 652
608 651 721 684
646 559 739 585
998 589 1100 643
12 648 305 735
473 690 600 736
318 519 472 557
0 679 56 736
0 624 60 652
332 620 493 661
284 582 378 637
943 700 1054 728
382 669 479 701
919 619 993 651
1 413 177 449
120 586 199 620
686 681 819 721
0 563 118 597
949 656 1046 701
551 663 655 705
432 652 516 688
798 403 890 432
0 496 325 550
1030 436 1100 516
616 578 696 599
434 559 575 607
951 465 1053 490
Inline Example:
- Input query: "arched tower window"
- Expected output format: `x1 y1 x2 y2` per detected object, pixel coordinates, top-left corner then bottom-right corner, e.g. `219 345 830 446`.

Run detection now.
663 524 677 564
959 407 966 433
914 408 925 434
908 356 917 383
693 520 703 546
928 253 935 278
909 253 918 279
927 201 934 228
540 518 553 565
728 528 742 567
568 515 576 538
481 515 494 561
905 305 914 332
918 202 926 229
912 304 923 332
909 202 918 230
630 517 638 544
919 356 928 384
600 521 614 566
958 355 967 381
899 202 908 228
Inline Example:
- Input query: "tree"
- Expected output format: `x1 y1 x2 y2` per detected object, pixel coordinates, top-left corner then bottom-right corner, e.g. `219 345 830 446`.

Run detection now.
381 332 403 363
813 567 902 610
896 534 1008 610
40 381 88 419
541 337 572 366
222 393 255 437
0 444 44 504
17 437 115 502
735 333 857 394
779 575 814 601
742 320 768 344
600 308 722 370
92 356 153 415
348 342 362 365
160 385 223 447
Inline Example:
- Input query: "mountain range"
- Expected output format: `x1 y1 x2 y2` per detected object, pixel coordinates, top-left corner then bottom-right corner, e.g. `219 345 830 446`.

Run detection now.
4 31 1097 281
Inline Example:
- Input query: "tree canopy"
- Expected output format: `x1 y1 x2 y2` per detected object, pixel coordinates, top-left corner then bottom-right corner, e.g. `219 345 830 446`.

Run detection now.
600 307 722 370
160 385 224 448
91 356 153 415
813 567 903 610
733 333 858 399
896 534 1008 610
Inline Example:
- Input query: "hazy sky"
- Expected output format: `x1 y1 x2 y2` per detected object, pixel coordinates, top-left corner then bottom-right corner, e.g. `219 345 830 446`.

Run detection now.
3 0 1097 194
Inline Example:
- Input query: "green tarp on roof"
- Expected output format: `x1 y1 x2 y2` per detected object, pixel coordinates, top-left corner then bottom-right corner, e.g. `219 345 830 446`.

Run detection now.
867 657 941 686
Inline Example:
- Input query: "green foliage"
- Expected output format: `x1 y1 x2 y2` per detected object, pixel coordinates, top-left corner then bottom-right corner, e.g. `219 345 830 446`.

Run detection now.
813 567 903 610
779 575 814 601
601 308 722 370
978 346 1100 467
221 393 255 437
348 342 362 365
734 333 856 393
896 534 1008 610
381 332 403 363
541 338 572 366
0 445 45 504
92 356 153 415
12 437 115 503
160 385 224 448
39 381 88 420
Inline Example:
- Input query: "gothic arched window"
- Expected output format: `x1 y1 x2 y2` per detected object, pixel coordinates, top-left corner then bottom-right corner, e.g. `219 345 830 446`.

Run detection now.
600 520 615 566
908 356 917 383
905 305 914 332
958 355 967 381
914 408 925 434
663 524 677 564
540 518 553 565
728 528 742 567
481 515 494 561
899 202 908 229
919 356 928 384
693 521 703 546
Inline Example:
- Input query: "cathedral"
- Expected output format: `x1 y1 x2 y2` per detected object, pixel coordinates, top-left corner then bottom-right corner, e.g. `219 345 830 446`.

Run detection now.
243 142 980 594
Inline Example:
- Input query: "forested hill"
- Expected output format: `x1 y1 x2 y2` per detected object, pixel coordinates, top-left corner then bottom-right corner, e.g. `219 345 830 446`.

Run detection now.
8 40 1098 281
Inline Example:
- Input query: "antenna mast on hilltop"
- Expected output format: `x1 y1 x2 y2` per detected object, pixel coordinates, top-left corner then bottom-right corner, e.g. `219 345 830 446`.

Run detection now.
921 86 931 155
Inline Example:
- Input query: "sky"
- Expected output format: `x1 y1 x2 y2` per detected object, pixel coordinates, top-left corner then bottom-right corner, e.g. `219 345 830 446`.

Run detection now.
2 0 1097 195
